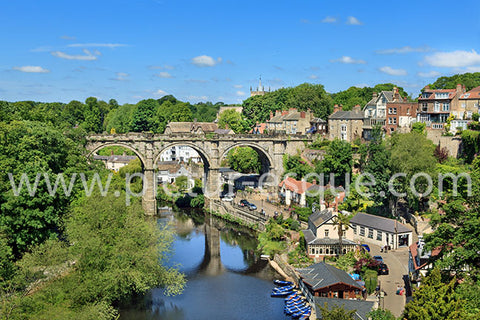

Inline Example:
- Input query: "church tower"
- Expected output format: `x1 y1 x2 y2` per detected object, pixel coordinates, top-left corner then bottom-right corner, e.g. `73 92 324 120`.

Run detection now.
250 76 268 97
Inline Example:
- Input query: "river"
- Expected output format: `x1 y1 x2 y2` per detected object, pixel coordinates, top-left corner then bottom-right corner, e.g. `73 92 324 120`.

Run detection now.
120 209 290 320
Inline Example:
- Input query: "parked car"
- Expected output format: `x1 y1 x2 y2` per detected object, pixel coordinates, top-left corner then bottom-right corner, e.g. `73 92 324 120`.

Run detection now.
222 196 234 202
373 255 384 263
239 199 249 207
361 244 370 252
378 263 389 275
247 203 257 211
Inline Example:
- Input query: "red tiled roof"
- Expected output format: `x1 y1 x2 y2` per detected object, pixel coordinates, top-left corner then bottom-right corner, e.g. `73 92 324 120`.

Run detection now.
460 86 480 99
279 177 313 194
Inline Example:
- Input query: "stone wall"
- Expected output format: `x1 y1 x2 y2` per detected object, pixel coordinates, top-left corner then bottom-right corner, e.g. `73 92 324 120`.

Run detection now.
426 131 462 158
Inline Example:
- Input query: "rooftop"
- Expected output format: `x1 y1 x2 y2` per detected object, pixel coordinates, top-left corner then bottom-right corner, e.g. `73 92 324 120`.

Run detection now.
279 176 313 194
314 297 374 320
297 262 363 291
350 212 411 234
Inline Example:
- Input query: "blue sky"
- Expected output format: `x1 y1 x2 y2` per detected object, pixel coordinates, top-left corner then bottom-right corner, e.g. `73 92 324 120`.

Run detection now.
1 0 479 104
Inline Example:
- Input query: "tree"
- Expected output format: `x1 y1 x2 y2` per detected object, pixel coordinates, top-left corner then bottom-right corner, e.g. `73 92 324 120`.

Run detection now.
283 154 314 180
0 121 89 256
83 97 104 133
218 109 247 133
227 147 261 173
175 175 189 192
412 122 426 134
332 212 353 256
317 139 353 186
367 309 396 320
428 72 480 91
130 99 159 132
105 103 136 133
317 303 355 320
402 268 467 320
389 132 436 211
364 126 392 214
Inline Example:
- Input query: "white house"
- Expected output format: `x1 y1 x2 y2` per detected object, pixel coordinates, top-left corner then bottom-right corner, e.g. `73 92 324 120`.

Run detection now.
302 209 357 261
158 145 202 163
350 212 413 249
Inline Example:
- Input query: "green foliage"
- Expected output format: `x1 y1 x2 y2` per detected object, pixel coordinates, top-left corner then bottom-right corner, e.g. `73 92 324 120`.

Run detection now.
317 139 353 186
454 278 480 318
402 268 467 320
367 309 396 320
472 113 479 122
242 83 333 126
460 130 480 163
175 175 189 192
332 83 409 111
428 72 480 91
412 122 426 134
0 121 90 256
130 99 159 132
227 147 261 173
105 103 136 133
283 154 314 180
218 109 248 133
257 220 286 256
317 302 356 320
364 269 378 294
295 207 313 222
96 146 136 156
189 101 222 122
334 251 356 272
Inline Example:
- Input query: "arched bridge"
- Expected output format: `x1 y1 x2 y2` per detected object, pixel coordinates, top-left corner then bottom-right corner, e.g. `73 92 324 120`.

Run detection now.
85 132 312 215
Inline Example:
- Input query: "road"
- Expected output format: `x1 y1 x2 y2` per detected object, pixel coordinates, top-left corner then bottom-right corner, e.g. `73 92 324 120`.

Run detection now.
369 244 410 318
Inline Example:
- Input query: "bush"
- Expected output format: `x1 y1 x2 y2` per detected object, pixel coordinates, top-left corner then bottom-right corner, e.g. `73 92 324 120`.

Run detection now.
364 269 378 294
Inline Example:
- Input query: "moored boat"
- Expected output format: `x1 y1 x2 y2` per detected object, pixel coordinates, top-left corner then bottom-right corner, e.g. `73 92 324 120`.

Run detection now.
274 279 293 286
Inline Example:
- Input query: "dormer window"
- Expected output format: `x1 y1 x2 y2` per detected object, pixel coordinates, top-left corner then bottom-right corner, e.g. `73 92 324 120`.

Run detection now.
435 92 449 99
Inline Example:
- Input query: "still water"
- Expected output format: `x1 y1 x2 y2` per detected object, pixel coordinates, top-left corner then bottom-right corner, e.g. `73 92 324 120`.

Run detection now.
120 210 289 320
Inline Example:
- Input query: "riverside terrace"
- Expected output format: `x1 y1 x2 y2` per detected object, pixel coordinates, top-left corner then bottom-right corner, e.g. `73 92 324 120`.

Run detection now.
85 132 312 214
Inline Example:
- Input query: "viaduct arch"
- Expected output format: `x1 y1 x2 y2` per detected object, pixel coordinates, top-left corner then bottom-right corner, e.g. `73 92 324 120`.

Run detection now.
85 132 311 215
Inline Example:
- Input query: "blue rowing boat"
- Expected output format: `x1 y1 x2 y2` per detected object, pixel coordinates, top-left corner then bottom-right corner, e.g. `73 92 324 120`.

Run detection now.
274 279 293 286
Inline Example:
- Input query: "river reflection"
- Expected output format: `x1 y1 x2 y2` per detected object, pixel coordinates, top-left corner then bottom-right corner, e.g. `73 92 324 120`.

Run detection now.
120 210 289 320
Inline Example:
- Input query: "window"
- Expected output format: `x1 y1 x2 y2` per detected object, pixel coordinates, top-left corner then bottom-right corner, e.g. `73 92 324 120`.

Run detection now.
388 108 392 114
436 92 449 99
352 224 357 234
359 226 365 236
368 229 374 239
393 108 397 114
443 103 450 111
390 128 395 133
422 103 428 112
341 124 347 132
377 231 382 241
388 118 392 124
325 229 329 237
393 117 397 124
434 101 440 112
462 103 466 109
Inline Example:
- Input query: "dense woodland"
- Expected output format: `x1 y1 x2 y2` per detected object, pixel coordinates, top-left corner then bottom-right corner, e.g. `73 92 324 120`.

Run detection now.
2 72 480 319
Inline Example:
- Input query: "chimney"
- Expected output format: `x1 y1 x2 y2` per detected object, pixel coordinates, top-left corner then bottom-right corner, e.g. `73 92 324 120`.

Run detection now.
353 104 361 112
339 104 343 111
276 110 281 116
456 83 463 94
403 96 408 102
333 104 340 113
282 110 288 116
300 111 306 118
394 87 400 101
270 111 274 119
372 92 378 99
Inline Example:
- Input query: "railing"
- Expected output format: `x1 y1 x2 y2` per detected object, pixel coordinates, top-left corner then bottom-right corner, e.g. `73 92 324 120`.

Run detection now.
363 118 386 127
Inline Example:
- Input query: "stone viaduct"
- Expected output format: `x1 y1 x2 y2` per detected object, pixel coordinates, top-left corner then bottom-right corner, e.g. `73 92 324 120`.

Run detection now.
85 132 312 215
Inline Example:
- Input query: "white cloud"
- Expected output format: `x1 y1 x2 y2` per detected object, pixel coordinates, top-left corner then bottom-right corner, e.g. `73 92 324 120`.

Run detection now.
68 43 127 48
346 16 362 25
60 35 76 40
425 50 480 68
330 56 366 64
417 71 441 78
157 72 173 78
321 16 337 23
31 46 53 52
376 46 431 54
12 66 50 73
236 91 245 96
379 66 407 76
51 49 99 61
308 74 318 79
187 95 208 101
153 89 167 96
113 72 129 81
233 84 243 88
191 55 221 67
